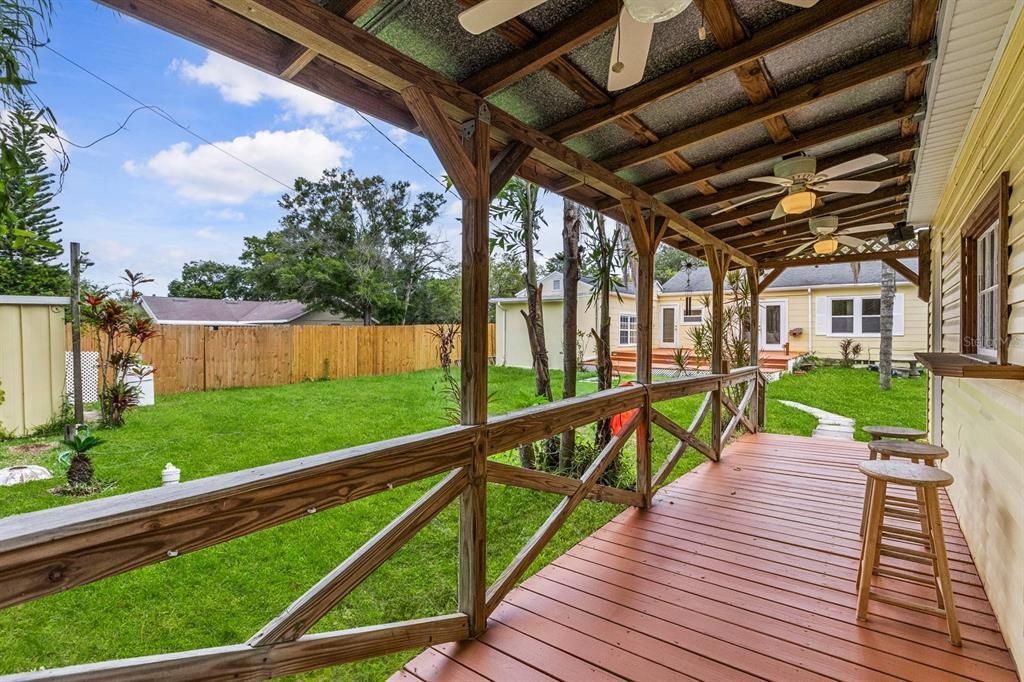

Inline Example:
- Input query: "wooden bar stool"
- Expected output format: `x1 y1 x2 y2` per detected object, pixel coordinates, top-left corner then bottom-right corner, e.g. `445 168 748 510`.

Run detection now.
860 439 948 536
863 425 928 442
857 459 960 646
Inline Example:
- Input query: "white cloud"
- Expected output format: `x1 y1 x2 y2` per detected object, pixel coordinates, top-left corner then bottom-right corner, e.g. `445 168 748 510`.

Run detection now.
125 129 349 204
387 126 410 147
195 228 222 240
206 208 245 221
175 52 366 131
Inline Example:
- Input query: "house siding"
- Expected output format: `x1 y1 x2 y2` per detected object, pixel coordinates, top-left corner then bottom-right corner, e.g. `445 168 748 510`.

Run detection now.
0 301 65 436
926 10 1024 665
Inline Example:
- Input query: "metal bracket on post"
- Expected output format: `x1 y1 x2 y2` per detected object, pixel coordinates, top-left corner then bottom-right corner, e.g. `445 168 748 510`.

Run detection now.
461 119 476 143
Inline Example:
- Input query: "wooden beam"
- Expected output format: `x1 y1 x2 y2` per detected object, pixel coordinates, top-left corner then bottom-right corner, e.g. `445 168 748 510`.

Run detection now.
250 469 467 645
209 0 757 267
489 142 533 199
325 0 377 22
917 228 931 303
757 267 784 295
705 246 729 462
669 135 918 214
639 100 922 197
487 461 642 507
545 0 889 141
758 249 918 269
461 0 618 96
278 44 317 78
601 46 930 172
747 265 760 384
884 257 919 287
401 86 476 197
9 615 469 681
294 57 417 130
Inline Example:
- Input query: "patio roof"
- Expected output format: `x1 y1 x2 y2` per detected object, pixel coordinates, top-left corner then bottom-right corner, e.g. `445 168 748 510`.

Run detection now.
98 0 939 269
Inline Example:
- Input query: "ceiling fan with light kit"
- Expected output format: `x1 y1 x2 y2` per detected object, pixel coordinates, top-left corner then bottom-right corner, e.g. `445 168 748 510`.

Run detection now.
458 0 821 91
784 215 901 257
712 152 890 219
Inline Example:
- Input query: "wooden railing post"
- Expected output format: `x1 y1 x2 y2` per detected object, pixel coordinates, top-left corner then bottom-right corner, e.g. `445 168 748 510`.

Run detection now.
705 246 730 459
621 200 657 506
403 87 493 636
747 265 761 432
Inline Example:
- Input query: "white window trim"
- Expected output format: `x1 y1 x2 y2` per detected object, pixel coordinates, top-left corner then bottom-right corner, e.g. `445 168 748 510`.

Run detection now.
825 295 899 338
619 312 637 346
975 223 999 359
681 296 704 325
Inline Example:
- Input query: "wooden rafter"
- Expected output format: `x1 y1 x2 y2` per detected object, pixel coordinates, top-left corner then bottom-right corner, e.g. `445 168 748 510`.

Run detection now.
900 0 939 158
758 248 918 269
545 0 889 141
757 267 785 294
488 142 533 200
883 257 920 287
460 0 618 96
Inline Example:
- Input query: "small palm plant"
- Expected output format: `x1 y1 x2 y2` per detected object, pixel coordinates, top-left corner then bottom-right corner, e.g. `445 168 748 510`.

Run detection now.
58 428 104 487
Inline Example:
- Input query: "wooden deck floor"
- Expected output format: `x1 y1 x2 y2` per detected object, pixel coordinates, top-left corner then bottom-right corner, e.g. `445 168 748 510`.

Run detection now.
395 433 1018 682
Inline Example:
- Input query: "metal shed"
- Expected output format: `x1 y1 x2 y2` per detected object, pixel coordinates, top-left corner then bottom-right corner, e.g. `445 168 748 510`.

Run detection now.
0 295 69 437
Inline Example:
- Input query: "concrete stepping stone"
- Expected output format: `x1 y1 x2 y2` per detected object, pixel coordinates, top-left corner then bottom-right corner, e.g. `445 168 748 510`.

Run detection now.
777 400 856 440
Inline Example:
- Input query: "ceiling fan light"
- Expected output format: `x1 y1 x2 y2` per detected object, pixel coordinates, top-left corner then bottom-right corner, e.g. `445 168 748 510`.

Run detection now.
780 190 816 215
813 238 839 255
624 0 691 23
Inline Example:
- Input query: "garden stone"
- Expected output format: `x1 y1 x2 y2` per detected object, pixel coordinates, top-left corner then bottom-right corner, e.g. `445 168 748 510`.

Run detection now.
0 465 53 486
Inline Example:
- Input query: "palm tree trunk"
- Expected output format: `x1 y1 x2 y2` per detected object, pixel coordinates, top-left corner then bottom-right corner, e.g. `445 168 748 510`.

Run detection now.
879 262 895 390
560 199 580 469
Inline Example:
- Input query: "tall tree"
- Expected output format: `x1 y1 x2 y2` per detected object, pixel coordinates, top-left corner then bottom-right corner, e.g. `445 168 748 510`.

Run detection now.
878 262 895 390
240 169 446 325
560 198 581 468
168 260 253 300
582 208 628 448
654 244 701 284
489 248 524 322
0 98 67 295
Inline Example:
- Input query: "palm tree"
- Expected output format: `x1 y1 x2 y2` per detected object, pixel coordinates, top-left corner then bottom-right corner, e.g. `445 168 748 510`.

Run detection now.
560 198 581 469
878 262 895 390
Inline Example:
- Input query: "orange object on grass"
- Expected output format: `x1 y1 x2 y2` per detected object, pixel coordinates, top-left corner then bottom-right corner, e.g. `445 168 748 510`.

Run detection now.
610 381 639 435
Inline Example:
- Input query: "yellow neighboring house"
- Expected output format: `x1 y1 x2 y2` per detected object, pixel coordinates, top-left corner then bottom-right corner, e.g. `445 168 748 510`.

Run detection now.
493 261 927 369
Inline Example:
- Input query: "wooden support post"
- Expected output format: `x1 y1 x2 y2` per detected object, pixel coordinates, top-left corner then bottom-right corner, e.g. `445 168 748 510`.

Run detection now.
69 241 85 429
403 86 490 636
746 265 760 431
705 246 729 460
621 201 656 506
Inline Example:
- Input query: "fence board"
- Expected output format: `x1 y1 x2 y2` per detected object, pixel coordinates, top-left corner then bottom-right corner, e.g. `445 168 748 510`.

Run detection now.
67 324 494 394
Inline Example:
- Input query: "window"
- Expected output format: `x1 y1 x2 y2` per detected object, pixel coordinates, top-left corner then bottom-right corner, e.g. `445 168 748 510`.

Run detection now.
959 171 1010 362
861 298 881 334
682 296 703 324
552 278 561 291
831 299 854 334
976 225 998 356
661 306 676 344
619 313 637 345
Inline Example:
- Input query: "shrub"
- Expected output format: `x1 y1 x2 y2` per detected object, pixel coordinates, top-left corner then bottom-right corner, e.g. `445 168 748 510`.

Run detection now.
57 427 104 487
839 338 863 368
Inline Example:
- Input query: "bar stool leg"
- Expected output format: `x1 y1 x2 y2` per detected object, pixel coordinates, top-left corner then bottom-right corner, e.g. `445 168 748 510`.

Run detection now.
915 480 945 609
857 478 886 620
860 448 879 537
925 487 961 646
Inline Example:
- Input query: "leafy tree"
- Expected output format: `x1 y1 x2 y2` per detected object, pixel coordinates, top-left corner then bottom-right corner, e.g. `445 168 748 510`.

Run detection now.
406 272 461 324
540 253 563 275
168 260 253 300
0 97 67 295
654 244 701 284
241 169 446 325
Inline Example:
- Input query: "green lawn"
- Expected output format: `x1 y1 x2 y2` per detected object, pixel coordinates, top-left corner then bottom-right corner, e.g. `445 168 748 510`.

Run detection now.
0 365 925 679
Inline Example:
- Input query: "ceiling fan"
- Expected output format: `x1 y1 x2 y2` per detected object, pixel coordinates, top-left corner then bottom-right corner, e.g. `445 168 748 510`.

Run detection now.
712 153 889 219
458 0 821 91
785 215 896 256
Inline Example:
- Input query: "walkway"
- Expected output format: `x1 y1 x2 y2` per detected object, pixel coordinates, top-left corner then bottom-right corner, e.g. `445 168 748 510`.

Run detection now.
395 433 1017 681
777 399 857 439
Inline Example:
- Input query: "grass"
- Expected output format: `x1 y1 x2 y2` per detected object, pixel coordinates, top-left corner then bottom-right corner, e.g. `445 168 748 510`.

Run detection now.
0 365 925 679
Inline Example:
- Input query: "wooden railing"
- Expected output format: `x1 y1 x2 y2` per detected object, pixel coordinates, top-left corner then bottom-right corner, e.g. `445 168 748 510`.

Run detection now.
0 367 763 681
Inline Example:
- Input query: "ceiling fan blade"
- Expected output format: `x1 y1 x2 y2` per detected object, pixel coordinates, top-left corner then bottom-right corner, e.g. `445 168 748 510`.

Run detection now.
458 0 547 34
771 202 788 220
749 176 793 186
810 179 882 194
786 241 814 257
815 153 889 180
775 0 819 7
710 188 786 215
607 8 654 91
839 222 894 235
836 235 866 249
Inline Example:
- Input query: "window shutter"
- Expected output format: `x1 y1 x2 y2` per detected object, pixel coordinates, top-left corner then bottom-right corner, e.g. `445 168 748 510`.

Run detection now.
893 294 905 336
816 297 828 335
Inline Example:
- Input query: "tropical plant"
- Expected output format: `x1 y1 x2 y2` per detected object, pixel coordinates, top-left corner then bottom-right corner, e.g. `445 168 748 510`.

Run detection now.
57 427 104 487
839 338 863 368
687 270 752 371
559 198 581 469
83 270 157 426
672 347 693 377
430 322 461 425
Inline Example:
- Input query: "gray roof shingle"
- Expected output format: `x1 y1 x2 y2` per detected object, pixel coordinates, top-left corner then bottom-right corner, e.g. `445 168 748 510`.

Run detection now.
660 259 917 293
142 296 310 324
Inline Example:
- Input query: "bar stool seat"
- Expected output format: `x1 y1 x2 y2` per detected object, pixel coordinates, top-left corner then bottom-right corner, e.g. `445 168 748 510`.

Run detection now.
861 440 949 536
863 425 928 441
857 460 960 646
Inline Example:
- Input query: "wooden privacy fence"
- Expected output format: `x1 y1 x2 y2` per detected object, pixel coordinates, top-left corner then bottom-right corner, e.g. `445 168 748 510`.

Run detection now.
0 366 763 681
67 324 496 394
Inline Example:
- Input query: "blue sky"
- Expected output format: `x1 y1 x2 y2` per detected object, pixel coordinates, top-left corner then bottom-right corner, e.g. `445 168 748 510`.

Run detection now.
33 2 565 294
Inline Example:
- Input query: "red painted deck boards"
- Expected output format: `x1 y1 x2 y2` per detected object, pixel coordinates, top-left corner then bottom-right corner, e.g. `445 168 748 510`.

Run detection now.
396 433 1018 681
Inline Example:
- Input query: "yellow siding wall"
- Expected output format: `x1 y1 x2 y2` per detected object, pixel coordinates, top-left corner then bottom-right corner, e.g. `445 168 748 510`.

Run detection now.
495 298 597 369
929 13 1024 664
0 303 66 436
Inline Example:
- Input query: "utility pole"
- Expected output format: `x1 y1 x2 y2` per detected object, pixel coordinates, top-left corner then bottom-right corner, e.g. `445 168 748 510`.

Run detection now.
69 242 84 433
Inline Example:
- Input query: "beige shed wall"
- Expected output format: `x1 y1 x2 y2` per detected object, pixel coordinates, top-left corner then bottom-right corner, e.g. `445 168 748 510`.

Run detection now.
495 298 596 369
0 302 66 436
927 12 1024 665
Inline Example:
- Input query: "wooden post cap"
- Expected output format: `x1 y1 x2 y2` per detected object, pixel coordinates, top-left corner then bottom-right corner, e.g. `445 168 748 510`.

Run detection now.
858 460 954 487
868 440 949 460
863 425 928 440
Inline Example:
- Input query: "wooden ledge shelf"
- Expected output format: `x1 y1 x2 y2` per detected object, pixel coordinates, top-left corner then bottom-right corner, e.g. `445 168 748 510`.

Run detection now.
915 352 1024 380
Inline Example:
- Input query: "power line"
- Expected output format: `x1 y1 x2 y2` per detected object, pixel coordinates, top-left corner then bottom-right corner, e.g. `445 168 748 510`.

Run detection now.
352 110 455 197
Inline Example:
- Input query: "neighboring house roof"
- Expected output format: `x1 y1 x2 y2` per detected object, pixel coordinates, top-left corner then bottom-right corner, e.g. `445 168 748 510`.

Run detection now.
660 260 918 294
141 296 332 325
